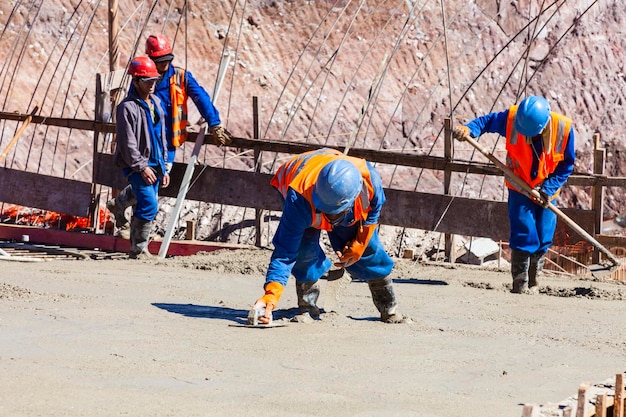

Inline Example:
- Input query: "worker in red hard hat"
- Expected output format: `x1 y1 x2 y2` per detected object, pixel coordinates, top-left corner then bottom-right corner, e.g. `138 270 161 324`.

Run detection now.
113 56 170 259
107 33 232 238
452 96 576 293
250 148 409 325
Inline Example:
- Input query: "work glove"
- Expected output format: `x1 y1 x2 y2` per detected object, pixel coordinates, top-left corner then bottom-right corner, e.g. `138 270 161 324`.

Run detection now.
530 186 550 208
251 281 284 325
452 125 470 141
334 223 377 268
209 124 233 146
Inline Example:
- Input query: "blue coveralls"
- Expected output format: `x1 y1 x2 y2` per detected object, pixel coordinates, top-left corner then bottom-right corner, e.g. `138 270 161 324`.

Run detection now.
151 65 221 162
464 109 576 254
265 161 394 288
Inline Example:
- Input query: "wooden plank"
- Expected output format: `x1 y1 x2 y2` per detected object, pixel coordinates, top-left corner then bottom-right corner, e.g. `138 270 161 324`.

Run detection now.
0 224 252 256
0 167 92 218
0 103 40 163
93 153 598 243
0 109 624 187
595 392 607 417
444 118 456 262
522 404 539 417
576 383 589 417
0 148 613 249
0 112 116 134
592 134 605 264
0 111 623 187
615 374 624 417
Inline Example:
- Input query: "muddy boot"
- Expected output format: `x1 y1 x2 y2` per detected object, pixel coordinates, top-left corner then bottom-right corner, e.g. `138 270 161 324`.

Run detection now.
368 276 407 323
511 249 530 293
117 223 131 240
129 217 153 259
295 280 321 318
528 253 545 288
106 185 137 237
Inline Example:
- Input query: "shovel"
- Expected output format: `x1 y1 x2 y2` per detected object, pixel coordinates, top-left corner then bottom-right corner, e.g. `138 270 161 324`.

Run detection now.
460 135 620 269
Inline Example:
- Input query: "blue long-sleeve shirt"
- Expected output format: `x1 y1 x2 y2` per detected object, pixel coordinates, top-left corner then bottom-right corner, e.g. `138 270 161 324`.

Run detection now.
130 65 221 152
266 161 386 287
464 109 576 197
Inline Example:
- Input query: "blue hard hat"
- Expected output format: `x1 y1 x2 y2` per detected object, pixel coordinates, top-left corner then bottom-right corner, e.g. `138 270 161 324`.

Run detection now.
515 96 551 137
312 159 363 214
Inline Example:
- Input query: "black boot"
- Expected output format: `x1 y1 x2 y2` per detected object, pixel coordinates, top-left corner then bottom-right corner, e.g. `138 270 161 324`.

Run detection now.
129 217 153 259
528 253 545 288
511 249 530 293
367 276 407 323
295 280 321 318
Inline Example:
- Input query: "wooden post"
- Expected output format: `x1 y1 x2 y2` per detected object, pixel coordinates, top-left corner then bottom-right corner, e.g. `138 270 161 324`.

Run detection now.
592 133 605 264
575 382 589 417
521 404 538 417
615 373 624 417
108 0 120 74
595 392 607 417
92 0 120 233
444 118 456 263
185 220 196 241
107 0 121 115
253 97 262 247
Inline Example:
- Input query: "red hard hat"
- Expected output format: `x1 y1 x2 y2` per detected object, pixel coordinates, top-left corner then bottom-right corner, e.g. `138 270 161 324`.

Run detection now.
145 34 173 58
127 56 160 78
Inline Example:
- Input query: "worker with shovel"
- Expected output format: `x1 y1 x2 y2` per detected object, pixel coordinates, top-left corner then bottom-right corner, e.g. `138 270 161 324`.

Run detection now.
453 96 576 293
250 148 407 324
107 33 232 238
114 57 170 259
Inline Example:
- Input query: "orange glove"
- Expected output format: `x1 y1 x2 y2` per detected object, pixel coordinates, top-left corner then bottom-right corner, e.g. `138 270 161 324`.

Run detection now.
253 281 284 324
334 223 377 268
452 125 470 141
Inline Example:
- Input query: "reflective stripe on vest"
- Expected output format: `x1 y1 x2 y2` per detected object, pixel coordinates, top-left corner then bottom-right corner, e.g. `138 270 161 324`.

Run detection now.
270 148 373 230
505 106 572 190
170 67 188 147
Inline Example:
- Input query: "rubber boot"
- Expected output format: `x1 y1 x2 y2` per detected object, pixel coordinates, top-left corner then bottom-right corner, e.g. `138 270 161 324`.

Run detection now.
129 217 153 259
528 253 545 288
295 280 321 318
106 185 136 239
511 249 530 293
367 276 407 323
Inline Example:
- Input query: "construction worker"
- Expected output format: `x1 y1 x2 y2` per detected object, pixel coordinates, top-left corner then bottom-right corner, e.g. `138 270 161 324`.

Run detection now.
251 148 407 324
453 96 576 293
114 56 170 258
107 33 232 238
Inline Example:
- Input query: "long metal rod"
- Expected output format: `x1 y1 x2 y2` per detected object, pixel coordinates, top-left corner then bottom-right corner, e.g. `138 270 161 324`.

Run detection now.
462 135 620 267
158 126 206 258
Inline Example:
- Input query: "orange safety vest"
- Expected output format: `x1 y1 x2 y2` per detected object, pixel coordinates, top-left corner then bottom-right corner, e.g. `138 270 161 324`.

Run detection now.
505 105 572 191
170 66 188 147
271 148 373 231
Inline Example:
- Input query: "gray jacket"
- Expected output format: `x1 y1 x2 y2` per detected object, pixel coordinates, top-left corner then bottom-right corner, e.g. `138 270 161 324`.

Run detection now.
114 90 167 174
